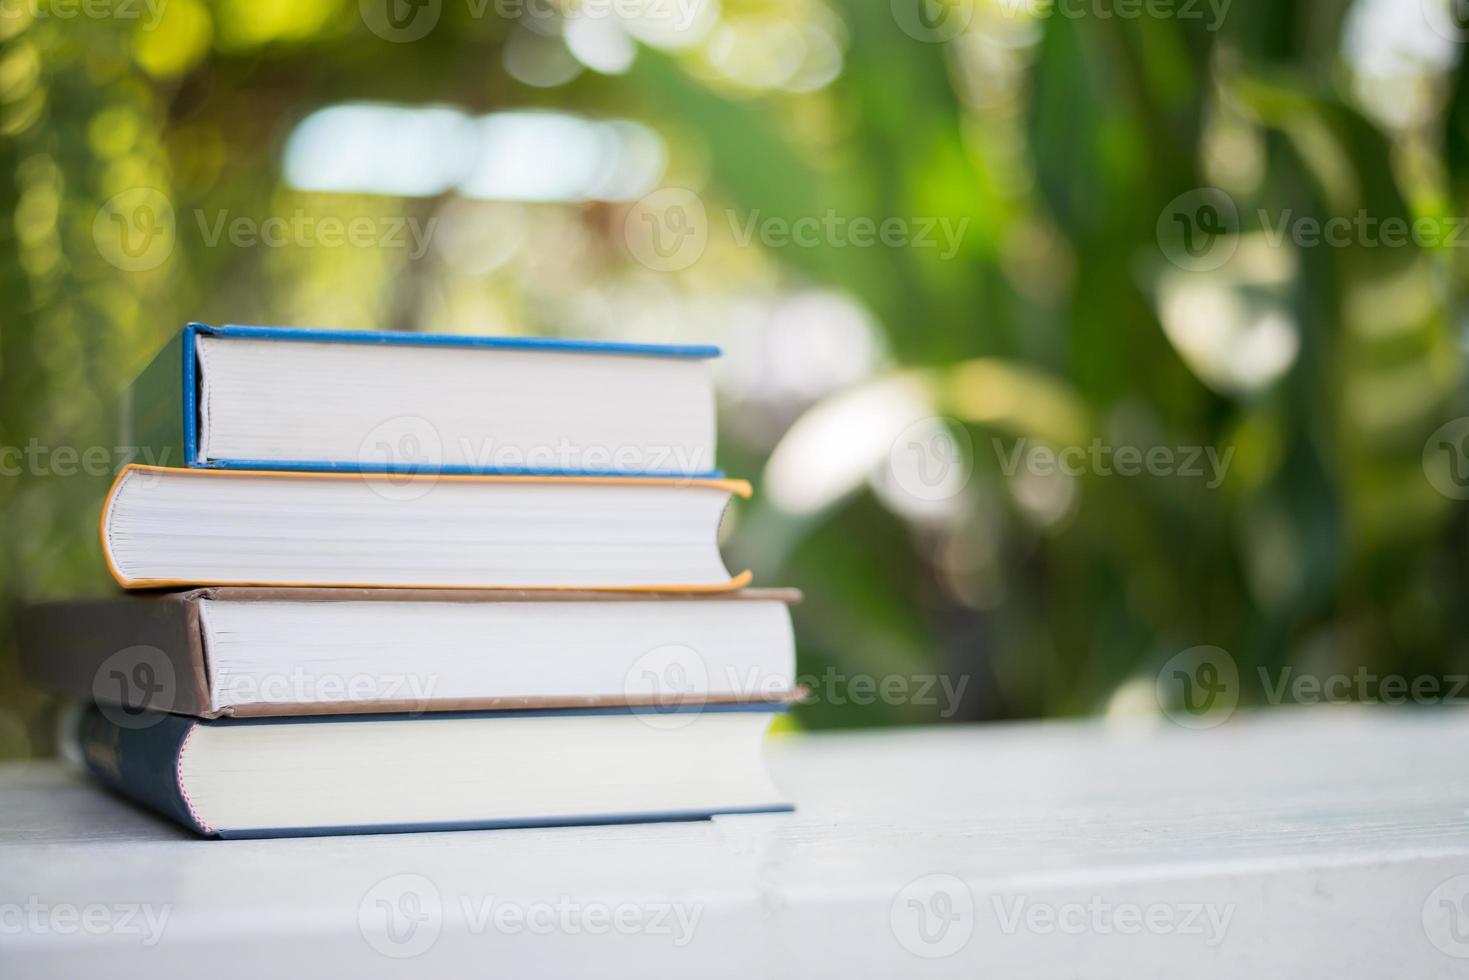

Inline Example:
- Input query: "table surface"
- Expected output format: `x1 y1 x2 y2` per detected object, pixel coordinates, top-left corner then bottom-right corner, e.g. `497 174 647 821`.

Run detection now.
3 707 1468 979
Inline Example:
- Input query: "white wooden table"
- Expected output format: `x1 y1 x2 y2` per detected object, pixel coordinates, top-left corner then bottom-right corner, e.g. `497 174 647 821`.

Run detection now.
3 707 1468 978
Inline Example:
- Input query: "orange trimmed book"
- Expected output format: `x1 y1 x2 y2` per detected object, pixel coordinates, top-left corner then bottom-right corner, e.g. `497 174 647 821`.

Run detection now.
101 465 752 591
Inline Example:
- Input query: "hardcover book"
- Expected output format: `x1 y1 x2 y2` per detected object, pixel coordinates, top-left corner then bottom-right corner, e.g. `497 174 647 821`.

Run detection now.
100 465 751 590
127 323 721 477
21 587 800 718
78 702 792 839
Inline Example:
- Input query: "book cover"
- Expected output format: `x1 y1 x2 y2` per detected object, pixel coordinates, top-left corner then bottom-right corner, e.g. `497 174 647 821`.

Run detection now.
22 587 802 719
77 703 794 840
125 323 723 476
99 464 754 591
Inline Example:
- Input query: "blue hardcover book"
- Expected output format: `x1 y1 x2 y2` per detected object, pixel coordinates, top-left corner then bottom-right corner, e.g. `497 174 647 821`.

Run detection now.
126 323 722 478
78 702 791 839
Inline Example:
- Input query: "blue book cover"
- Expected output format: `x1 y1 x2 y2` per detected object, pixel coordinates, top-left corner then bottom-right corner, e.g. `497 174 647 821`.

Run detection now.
78 702 792 840
125 323 723 478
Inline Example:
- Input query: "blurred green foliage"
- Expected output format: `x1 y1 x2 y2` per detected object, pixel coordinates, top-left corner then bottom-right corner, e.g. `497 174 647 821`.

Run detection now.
4 0 1469 756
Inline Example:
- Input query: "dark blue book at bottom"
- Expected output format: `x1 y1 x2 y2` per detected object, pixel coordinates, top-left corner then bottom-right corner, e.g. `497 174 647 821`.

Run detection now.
79 702 791 839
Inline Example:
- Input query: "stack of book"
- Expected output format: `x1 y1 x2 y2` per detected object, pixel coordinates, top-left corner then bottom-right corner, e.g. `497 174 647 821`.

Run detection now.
20 324 796 839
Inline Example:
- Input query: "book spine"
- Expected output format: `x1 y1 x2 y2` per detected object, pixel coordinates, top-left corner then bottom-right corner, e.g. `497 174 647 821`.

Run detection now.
78 705 211 836
122 327 190 468
18 597 215 717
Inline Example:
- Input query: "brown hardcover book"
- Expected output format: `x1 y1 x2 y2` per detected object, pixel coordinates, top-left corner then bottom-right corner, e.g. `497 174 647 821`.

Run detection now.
19 587 801 719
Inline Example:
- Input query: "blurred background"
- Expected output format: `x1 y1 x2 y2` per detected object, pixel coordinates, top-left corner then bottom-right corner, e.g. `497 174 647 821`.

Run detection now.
4 0 1469 758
